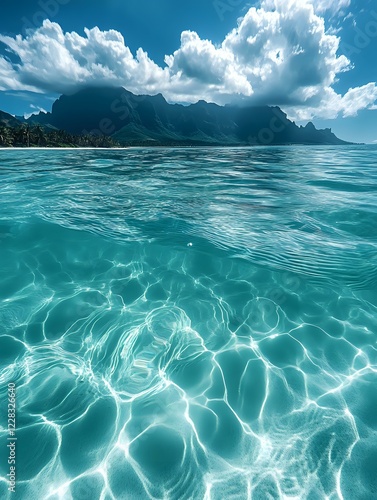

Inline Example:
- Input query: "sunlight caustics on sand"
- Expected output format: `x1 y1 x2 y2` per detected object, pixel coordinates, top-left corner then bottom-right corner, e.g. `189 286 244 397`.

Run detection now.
0 146 377 499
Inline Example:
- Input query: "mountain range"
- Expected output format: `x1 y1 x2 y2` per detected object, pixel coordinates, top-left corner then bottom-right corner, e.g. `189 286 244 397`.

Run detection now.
0 110 21 128
2 86 351 146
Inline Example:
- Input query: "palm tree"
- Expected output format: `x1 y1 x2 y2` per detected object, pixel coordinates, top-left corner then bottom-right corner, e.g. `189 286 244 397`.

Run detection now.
0 127 13 146
34 125 45 146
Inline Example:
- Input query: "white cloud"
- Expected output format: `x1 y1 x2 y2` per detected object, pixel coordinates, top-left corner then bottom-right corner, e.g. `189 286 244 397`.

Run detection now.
0 0 375 120
222 0 351 106
309 0 351 15
341 83 377 116
0 22 168 95
24 104 47 119
0 55 37 92
285 83 377 120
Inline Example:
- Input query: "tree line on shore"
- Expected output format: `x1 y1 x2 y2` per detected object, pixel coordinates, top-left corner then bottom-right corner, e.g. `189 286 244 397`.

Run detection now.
0 124 121 148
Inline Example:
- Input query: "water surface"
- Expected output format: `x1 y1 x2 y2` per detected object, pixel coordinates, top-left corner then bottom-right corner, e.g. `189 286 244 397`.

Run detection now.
0 146 377 499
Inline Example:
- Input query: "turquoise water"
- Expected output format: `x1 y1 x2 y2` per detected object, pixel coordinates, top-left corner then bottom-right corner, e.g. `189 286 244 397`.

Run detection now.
0 146 377 499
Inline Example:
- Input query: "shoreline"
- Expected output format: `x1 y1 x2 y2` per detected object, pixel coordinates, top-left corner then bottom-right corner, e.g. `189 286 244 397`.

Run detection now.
0 147 131 150
0 143 368 151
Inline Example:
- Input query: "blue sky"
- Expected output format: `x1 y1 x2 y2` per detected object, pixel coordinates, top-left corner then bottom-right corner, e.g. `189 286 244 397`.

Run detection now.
0 0 376 143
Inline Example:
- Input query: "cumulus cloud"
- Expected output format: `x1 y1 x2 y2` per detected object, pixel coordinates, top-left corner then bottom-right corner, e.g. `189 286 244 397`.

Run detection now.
24 104 48 119
222 0 350 105
0 55 37 92
0 0 375 120
285 83 377 120
0 22 168 95
309 0 351 15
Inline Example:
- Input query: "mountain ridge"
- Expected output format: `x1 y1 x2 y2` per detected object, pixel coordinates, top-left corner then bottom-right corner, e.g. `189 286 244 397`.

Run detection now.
0 110 23 128
3 86 352 146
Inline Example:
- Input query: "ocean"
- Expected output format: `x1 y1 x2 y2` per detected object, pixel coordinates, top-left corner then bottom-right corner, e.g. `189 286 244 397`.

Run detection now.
0 146 376 499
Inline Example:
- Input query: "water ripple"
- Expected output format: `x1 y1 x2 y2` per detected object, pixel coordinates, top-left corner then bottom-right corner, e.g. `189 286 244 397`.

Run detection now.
0 146 376 499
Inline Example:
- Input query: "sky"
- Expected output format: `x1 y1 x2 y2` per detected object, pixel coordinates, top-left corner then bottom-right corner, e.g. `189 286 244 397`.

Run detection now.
0 0 376 143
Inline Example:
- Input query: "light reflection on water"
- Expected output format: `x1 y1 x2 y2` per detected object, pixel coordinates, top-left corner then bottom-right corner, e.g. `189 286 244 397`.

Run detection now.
0 146 377 499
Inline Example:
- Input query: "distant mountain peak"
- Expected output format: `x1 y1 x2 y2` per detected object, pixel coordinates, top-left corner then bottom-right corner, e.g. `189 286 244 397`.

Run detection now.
21 86 351 146
305 121 316 130
0 110 21 128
